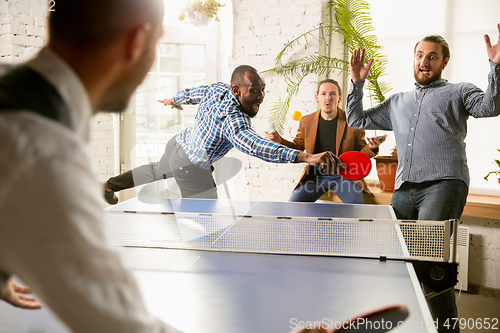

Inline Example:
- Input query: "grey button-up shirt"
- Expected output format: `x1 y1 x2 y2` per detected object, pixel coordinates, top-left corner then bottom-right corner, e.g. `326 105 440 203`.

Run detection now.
346 61 500 190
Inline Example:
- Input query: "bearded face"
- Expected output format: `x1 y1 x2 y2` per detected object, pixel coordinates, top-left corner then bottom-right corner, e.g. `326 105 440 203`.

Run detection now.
413 41 449 86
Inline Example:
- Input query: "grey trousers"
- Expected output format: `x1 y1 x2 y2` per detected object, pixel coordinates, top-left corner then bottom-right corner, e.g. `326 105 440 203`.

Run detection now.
107 136 217 199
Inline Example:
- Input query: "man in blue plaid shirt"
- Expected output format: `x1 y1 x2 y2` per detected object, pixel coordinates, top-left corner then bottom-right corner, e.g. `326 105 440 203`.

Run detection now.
104 65 341 203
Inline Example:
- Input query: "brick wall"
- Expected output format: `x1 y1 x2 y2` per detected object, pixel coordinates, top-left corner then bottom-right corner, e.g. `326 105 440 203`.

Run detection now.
0 3 46 62
219 0 325 202
89 113 120 182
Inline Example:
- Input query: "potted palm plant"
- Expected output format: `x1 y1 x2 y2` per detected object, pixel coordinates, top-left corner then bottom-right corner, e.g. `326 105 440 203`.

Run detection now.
484 149 500 184
178 0 225 26
264 0 391 134
374 146 398 192
265 0 397 191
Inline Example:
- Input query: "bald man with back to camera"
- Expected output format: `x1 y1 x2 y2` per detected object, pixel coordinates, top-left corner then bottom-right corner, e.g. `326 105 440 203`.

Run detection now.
0 1 337 332
0 1 181 332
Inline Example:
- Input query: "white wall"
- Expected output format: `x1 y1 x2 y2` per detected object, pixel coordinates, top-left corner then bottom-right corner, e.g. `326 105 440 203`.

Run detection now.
461 216 500 291
0 3 46 62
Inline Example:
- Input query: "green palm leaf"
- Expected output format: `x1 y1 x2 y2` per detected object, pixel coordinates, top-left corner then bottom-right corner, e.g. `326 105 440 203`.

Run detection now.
264 0 391 135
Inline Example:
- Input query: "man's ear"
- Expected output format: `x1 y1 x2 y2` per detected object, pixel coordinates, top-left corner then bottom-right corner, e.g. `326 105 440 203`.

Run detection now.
231 85 240 97
443 57 450 70
125 23 152 64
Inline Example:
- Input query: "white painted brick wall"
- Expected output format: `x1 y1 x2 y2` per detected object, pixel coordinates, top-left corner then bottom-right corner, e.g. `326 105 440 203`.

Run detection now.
89 113 120 183
223 0 323 202
0 5 47 63
461 216 500 290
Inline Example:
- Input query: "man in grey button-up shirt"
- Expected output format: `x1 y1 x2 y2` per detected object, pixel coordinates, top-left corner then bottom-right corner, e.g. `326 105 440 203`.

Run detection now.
346 25 500 333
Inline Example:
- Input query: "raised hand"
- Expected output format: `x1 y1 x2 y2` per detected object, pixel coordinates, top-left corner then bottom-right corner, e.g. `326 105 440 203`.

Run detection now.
484 23 500 63
349 47 374 83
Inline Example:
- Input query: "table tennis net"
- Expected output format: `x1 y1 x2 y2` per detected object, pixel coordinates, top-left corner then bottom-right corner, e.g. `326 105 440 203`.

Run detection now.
104 211 457 262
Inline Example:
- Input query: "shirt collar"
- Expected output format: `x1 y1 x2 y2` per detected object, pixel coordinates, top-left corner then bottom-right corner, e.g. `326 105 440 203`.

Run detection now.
415 78 448 90
26 47 93 142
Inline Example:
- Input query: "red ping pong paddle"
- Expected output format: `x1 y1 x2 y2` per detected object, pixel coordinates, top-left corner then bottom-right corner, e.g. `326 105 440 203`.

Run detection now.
332 304 410 332
338 151 372 180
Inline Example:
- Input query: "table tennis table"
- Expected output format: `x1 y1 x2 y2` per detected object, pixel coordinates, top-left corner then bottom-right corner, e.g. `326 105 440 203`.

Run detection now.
0 197 450 333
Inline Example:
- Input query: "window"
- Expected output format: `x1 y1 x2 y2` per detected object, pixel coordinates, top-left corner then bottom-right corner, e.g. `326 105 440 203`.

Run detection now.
134 43 206 166
119 25 218 200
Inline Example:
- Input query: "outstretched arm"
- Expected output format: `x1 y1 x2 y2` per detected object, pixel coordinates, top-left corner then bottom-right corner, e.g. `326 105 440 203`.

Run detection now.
350 47 374 83
485 23 500 63
295 151 345 175
159 84 213 108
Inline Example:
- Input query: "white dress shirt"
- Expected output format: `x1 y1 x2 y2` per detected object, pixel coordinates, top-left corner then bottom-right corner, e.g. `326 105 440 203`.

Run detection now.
0 48 180 333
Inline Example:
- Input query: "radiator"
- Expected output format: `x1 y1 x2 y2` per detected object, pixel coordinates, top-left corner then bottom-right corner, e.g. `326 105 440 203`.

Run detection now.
454 226 470 291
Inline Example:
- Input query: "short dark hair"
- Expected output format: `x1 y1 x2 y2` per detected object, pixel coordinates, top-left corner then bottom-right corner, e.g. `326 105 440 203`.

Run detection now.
48 0 163 50
317 79 342 96
414 35 450 60
231 65 259 86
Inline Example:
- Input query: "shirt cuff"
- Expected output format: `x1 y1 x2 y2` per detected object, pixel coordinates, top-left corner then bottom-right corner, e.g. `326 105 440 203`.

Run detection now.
350 80 365 95
172 95 181 104
282 148 301 163
489 60 500 72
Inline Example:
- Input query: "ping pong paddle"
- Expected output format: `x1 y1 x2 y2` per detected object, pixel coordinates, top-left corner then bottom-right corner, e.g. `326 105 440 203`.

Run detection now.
332 304 409 332
338 151 372 180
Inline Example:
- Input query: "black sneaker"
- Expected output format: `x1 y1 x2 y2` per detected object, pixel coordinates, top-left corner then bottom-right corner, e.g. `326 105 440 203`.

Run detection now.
104 189 119 205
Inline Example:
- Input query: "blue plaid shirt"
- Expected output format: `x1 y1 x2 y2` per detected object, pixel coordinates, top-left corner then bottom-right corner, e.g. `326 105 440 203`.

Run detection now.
346 61 500 190
174 82 300 169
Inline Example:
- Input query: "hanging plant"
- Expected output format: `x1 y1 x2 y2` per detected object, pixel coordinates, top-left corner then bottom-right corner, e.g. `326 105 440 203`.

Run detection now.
178 0 225 26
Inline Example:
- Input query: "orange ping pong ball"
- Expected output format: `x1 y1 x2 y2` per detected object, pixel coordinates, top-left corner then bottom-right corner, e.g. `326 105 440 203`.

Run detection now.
291 111 302 121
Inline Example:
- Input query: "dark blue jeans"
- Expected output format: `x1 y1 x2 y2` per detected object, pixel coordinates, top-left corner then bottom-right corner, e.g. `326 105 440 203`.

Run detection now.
391 179 468 333
289 174 364 204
